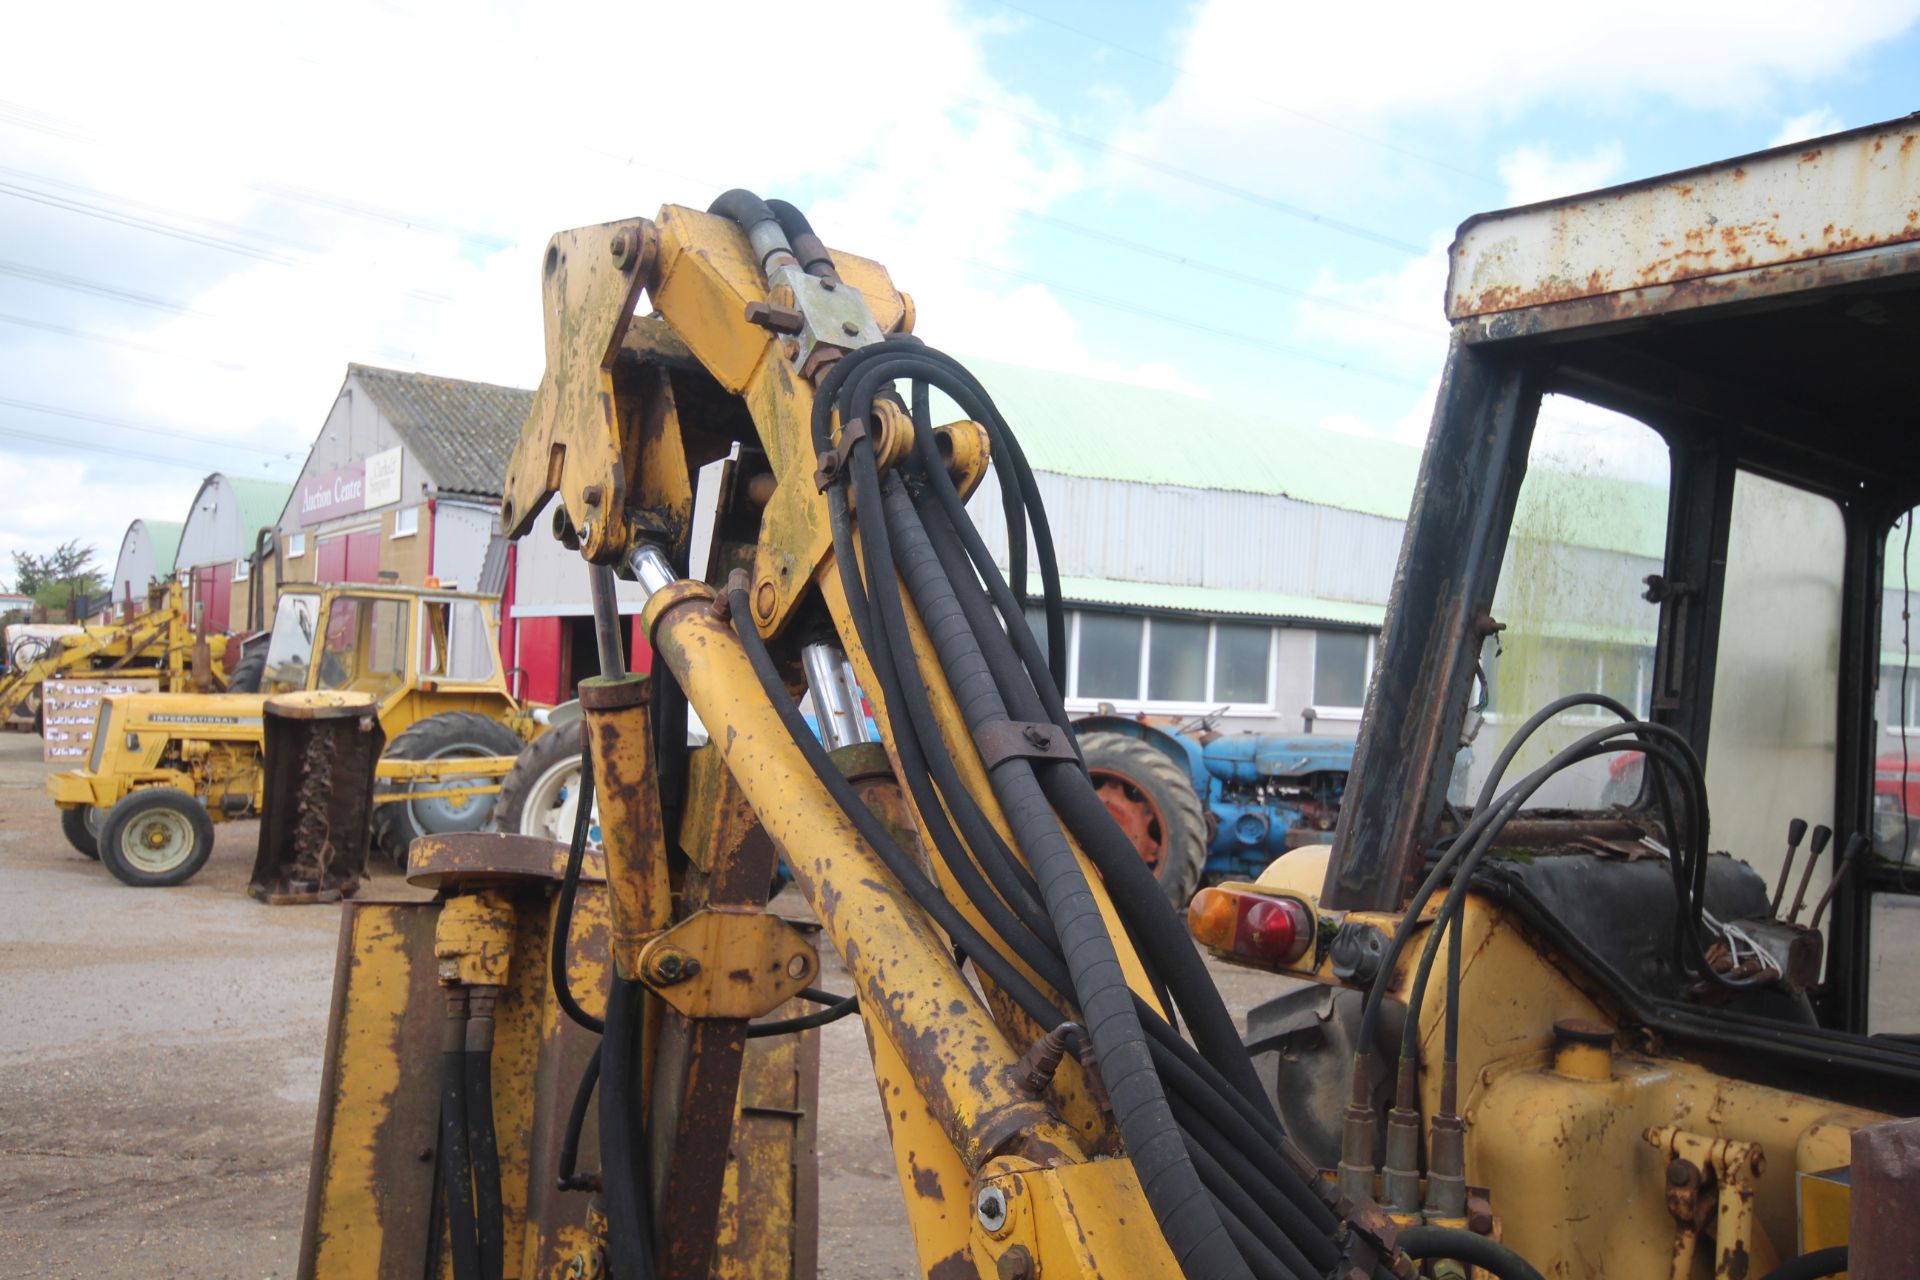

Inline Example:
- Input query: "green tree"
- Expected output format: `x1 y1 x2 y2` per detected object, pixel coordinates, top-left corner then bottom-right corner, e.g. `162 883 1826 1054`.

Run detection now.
12 541 102 620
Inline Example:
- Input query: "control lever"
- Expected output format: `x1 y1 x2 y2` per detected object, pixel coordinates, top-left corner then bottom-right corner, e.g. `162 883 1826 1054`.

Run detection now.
1786 825 1832 925
1771 817 1809 916
1809 832 1870 932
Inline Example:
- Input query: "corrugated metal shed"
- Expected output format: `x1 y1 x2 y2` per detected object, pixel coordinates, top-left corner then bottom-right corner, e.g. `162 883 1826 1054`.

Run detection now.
957 358 1423 520
1052 575 1384 626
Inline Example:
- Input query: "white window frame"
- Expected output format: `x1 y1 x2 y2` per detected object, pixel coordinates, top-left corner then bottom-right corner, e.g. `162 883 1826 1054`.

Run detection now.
1061 609 1278 715
233 556 249 582
1482 641 1655 725
391 506 420 539
286 531 307 559
1309 629 1376 722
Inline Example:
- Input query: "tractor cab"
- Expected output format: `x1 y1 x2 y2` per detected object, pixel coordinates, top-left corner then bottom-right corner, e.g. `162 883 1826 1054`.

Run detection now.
1319 116 1920 1051
260 584 507 707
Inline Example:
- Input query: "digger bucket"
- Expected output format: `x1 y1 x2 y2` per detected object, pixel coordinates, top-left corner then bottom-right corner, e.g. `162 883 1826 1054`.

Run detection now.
249 691 385 904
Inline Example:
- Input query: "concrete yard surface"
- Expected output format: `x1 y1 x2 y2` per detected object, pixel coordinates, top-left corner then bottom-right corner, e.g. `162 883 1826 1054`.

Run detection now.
0 731 1285 1278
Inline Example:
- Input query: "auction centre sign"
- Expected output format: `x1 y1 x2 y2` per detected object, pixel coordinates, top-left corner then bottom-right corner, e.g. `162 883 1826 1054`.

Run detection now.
297 447 404 526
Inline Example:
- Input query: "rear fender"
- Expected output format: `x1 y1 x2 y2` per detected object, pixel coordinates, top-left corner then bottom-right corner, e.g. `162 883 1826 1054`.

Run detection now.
1069 715 1206 790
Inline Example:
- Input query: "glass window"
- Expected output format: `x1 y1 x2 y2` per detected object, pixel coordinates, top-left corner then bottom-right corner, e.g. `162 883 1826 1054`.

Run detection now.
393 506 419 538
234 557 249 582
1313 631 1370 707
316 595 410 701
1875 511 1920 864
446 600 494 681
1215 624 1271 704
1076 612 1142 699
1704 471 1842 892
286 532 306 559
1482 396 1670 808
1868 893 1920 1035
1148 618 1208 702
1022 604 1053 671
264 593 318 691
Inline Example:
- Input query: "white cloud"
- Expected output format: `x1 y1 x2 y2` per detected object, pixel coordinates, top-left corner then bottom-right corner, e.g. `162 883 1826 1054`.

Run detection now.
1770 106 1847 147
0 0 1191 563
1498 143 1626 206
1117 0 1920 200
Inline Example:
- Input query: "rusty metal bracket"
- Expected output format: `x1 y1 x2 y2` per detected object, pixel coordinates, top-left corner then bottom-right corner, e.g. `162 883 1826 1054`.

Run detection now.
812 418 869 492
637 908 818 1019
974 720 1078 770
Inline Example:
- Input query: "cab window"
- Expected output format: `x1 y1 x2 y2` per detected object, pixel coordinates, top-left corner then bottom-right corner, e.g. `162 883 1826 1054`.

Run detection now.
316 596 409 701
1703 472 1844 906
1476 395 1670 809
420 599 494 683
263 594 318 692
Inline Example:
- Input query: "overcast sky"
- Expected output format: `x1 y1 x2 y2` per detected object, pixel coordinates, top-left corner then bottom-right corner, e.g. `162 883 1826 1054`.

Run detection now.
3 0 1918 580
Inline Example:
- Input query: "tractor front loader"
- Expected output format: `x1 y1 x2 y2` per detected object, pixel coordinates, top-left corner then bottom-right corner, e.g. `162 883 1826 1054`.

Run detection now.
0 578 239 730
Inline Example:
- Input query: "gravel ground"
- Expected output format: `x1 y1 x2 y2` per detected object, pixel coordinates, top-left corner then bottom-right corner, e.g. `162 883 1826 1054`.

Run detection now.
0 731 1283 1279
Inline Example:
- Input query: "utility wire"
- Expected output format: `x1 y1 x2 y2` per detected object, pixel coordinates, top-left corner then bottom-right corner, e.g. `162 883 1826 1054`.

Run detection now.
0 395 296 458
0 312 250 370
0 423 293 473
0 259 214 318
957 94 1428 255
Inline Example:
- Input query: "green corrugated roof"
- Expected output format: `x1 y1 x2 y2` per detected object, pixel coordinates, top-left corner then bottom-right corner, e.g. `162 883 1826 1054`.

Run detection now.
1055 575 1384 627
954 358 1423 520
225 476 295 537
139 520 183 575
959 358 1670 559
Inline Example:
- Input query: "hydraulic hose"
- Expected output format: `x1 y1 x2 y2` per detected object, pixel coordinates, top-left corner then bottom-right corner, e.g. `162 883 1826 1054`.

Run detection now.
599 977 655 1280
439 996 481 1280
884 434 1268 1121
556 1045 601 1191
1757 1246 1849 1280
765 198 835 279
551 736 603 1034
464 1043 505 1280
746 994 858 1038
1395 1226 1547 1280
855 459 1247 1278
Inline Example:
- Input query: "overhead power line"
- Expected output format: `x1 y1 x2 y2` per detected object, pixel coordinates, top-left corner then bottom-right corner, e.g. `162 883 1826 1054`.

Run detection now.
0 395 296 458
960 96 1428 255
0 312 249 370
0 423 289 474
0 258 213 318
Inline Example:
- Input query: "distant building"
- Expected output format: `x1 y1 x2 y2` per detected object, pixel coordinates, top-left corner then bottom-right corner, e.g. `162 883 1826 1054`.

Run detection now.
176 474 294 635
107 519 183 617
272 364 652 704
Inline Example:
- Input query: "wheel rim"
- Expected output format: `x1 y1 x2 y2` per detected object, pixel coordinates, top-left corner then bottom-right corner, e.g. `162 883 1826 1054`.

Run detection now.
406 743 499 836
1089 767 1167 874
121 810 195 873
84 807 104 838
520 757 600 847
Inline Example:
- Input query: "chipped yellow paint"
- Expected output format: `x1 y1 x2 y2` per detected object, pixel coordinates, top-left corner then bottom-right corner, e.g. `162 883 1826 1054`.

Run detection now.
970 1154 1181 1279
307 904 418 1277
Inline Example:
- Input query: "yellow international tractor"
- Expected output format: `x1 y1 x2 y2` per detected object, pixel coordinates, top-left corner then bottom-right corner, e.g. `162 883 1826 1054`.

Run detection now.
298 121 1920 1280
47 581 542 887
0 578 242 730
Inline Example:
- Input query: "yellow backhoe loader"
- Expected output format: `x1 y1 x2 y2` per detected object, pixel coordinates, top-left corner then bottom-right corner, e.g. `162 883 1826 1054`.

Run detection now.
300 120 1920 1279
0 579 239 729
47 581 542 886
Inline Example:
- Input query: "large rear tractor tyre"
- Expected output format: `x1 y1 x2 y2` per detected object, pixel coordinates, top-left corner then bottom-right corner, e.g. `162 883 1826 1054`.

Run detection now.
494 719 594 846
98 788 215 887
225 648 267 694
61 804 103 859
372 712 528 865
1079 731 1209 909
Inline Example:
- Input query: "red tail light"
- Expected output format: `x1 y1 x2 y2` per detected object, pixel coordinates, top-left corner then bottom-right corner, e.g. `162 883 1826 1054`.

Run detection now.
1187 887 1315 966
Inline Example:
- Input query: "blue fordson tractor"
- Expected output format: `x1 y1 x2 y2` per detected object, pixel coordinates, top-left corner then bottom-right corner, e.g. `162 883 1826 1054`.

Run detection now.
1072 713 1354 906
